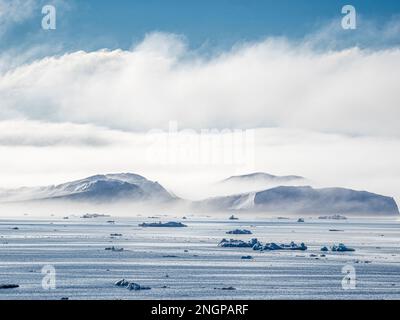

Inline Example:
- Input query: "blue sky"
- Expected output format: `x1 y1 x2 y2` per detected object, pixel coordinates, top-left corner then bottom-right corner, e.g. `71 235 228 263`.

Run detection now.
2 0 400 54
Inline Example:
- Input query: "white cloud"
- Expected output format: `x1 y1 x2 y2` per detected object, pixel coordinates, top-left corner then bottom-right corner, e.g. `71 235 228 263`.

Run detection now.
0 32 399 138
304 15 400 50
0 120 135 146
0 31 399 206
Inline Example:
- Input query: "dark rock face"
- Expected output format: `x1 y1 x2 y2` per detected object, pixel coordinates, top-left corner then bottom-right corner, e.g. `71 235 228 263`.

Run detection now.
254 186 399 215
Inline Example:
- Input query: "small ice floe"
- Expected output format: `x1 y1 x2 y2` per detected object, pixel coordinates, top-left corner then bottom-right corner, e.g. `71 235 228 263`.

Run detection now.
241 256 253 260
320 244 355 252
214 286 236 290
318 214 347 220
226 229 252 235
114 279 151 291
261 242 307 251
0 284 19 289
297 218 305 223
229 215 239 220
82 213 110 219
139 221 187 228
331 243 355 252
355 260 372 264
219 238 259 248
105 246 124 252
127 283 151 291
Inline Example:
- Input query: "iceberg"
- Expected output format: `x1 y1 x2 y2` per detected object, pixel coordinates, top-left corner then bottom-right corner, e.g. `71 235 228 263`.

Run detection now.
139 221 187 228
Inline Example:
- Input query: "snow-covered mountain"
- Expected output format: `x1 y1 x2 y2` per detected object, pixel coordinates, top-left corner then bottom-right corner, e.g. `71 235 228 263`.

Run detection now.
217 172 306 195
0 173 176 203
197 186 399 215
222 172 305 184
1 173 398 215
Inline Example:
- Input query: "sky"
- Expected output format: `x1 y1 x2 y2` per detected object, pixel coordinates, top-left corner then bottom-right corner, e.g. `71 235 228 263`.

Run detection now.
1 0 400 61
0 0 399 203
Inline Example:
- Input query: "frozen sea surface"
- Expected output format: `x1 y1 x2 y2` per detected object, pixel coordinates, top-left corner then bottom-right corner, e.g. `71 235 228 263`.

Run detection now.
0 215 400 300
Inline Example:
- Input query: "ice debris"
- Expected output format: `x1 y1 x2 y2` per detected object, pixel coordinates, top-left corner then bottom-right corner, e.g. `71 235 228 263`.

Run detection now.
139 221 187 228
219 238 307 251
105 246 124 252
114 279 151 291
226 229 252 235
320 244 355 252
331 243 355 252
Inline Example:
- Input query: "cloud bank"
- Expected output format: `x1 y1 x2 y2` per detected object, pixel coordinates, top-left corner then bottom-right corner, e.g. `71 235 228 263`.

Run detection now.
0 32 399 138
0 31 399 206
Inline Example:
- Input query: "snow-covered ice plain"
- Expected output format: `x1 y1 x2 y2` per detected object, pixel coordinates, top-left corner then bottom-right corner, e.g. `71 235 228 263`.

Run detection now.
1 214 400 300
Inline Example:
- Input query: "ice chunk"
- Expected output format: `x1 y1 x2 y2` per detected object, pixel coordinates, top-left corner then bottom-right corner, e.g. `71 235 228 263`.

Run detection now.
127 282 151 291
331 243 355 252
226 229 252 235
139 221 187 228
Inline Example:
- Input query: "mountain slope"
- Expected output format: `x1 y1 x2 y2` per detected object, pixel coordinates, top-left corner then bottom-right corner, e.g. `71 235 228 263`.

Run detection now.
216 172 306 195
0 173 175 203
222 172 305 184
197 186 399 215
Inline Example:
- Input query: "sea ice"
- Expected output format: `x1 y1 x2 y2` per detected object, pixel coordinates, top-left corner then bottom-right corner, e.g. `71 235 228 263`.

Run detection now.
226 229 252 235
